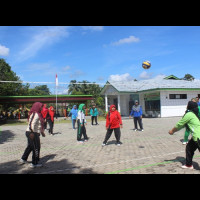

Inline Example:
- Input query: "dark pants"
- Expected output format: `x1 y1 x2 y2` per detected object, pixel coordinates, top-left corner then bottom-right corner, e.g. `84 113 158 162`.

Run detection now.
103 127 121 144
47 119 54 134
91 116 98 125
21 131 40 165
134 117 143 129
186 138 200 166
77 119 88 141
44 121 47 130
72 119 76 129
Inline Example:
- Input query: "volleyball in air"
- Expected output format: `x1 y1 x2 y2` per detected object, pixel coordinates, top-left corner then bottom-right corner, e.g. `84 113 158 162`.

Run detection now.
142 61 151 69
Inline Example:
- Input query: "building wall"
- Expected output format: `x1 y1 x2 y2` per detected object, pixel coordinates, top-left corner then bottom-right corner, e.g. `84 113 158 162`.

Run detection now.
160 90 200 117
120 94 129 116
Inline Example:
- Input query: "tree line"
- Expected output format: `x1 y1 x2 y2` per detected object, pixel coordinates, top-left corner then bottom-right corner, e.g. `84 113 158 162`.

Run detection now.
0 59 104 109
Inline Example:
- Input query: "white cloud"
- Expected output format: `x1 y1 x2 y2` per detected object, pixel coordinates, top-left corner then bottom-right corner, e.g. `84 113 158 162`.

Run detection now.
62 65 71 72
108 73 134 82
69 70 84 78
81 26 104 31
139 71 153 79
111 35 140 46
17 26 70 61
0 44 9 56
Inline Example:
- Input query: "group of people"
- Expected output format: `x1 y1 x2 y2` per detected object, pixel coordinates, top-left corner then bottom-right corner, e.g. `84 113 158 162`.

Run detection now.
19 97 200 171
67 104 99 131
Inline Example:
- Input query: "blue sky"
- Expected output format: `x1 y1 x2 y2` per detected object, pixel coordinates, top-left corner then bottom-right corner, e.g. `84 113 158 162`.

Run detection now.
1 26 200 86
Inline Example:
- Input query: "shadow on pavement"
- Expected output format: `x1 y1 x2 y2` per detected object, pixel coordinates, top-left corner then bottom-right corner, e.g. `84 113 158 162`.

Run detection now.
0 154 99 174
164 156 200 170
0 130 15 144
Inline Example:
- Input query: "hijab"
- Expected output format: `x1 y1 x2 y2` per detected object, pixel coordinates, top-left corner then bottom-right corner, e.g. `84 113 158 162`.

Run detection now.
28 102 44 130
71 105 78 116
41 104 48 118
109 104 116 113
49 106 55 122
78 104 85 114
186 101 199 118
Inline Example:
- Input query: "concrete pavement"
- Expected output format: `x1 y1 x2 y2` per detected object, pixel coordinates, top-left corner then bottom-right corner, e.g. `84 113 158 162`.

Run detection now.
1 117 200 174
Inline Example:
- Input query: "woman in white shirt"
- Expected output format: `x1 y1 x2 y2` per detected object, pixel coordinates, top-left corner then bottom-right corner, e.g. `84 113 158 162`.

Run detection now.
20 102 45 168
77 104 88 143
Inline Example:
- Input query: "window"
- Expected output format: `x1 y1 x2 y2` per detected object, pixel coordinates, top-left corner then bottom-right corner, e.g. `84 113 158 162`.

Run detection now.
169 94 187 99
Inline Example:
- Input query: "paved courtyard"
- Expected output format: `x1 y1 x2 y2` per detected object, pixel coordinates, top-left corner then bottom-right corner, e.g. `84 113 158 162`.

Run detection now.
1 117 200 174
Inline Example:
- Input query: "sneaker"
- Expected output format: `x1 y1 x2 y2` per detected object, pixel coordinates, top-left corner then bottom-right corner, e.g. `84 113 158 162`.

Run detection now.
102 143 107 146
134 129 137 131
84 139 88 142
19 159 28 164
141 129 144 132
182 141 188 145
30 163 43 168
116 141 122 146
77 141 84 144
181 165 194 169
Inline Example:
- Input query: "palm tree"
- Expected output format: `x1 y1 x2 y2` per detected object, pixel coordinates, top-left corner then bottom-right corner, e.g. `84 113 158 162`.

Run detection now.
68 80 81 94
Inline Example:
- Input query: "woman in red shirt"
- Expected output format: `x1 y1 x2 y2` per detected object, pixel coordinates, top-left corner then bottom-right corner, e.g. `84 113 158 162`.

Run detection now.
46 106 55 136
102 105 123 146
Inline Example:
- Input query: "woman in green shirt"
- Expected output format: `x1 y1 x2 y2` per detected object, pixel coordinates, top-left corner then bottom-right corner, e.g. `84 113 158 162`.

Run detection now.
169 101 200 169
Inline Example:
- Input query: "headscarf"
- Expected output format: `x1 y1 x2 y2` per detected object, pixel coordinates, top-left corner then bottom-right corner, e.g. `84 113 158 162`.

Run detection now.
70 105 78 116
49 106 55 122
28 102 44 130
78 104 85 114
41 104 48 119
109 104 116 112
186 101 199 118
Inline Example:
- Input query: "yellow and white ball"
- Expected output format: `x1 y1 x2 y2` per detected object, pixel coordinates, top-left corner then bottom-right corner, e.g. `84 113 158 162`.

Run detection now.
142 61 151 69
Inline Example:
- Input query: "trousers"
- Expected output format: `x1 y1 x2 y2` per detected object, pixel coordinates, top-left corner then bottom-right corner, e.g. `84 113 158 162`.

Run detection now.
186 138 200 166
77 119 88 141
134 117 143 129
91 116 98 125
21 131 40 165
103 127 121 144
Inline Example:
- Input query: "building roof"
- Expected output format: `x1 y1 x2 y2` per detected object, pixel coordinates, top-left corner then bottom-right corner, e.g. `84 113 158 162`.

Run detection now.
101 75 200 94
0 95 93 104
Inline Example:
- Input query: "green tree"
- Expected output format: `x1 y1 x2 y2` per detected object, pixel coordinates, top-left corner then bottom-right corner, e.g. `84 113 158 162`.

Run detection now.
68 80 81 94
0 59 28 96
29 85 51 95
67 79 104 108
183 74 195 81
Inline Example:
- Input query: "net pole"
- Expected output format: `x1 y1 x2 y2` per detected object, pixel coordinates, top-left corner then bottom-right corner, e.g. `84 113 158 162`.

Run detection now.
56 74 58 119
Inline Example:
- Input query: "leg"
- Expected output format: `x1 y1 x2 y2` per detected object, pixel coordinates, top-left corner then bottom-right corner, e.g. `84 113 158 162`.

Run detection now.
138 117 143 130
95 116 98 125
103 128 113 144
185 138 198 166
114 128 121 143
134 117 138 129
73 119 76 129
184 129 190 143
21 131 33 161
82 124 88 140
91 116 94 125
77 119 82 141
32 132 40 164
48 120 53 134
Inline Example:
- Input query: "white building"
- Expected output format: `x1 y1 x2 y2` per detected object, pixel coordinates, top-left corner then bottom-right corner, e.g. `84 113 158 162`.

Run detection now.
100 75 200 118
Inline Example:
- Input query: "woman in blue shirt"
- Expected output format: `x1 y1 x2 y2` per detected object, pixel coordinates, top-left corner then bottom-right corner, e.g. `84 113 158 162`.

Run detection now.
68 105 78 130
129 100 143 131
